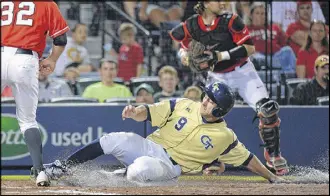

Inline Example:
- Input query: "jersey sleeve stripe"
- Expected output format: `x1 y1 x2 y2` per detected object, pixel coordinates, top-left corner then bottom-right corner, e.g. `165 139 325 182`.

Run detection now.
236 35 251 45
169 99 177 113
241 153 254 166
50 26 69 38
220 139 238 155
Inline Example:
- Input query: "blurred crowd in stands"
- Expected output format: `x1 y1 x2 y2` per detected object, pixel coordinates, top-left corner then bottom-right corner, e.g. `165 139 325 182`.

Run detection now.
2 1 329 106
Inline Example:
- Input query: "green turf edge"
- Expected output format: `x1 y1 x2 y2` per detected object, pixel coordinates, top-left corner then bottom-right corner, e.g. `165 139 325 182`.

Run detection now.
2 175 295 182
1 175 31 180
179 175 268 182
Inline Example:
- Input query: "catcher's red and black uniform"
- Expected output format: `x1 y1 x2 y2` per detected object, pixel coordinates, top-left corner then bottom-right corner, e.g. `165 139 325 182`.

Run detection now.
169 13 251 73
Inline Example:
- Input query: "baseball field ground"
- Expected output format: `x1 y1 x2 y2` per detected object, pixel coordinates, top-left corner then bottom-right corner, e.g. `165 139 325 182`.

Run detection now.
1 173 329 195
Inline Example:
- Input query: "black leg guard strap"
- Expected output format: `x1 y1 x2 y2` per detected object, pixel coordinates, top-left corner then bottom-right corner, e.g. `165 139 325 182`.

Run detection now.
260 126 280 157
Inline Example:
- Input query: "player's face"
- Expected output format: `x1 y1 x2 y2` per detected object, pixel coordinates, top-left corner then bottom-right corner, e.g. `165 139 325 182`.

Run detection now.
251 6 265 26
159 73 178 93
99 62 117 83
205 1 227 15
136 89 154 104
200 94 218 117
73 25 87 45
298 4 312 21
310 23 326 43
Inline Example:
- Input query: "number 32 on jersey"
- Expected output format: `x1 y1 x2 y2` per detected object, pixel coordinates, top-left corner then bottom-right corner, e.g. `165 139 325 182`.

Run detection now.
1 1 35 26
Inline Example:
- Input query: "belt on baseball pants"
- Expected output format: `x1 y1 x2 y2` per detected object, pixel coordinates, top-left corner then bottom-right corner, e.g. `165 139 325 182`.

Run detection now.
1 46 33 55
163 149 178 165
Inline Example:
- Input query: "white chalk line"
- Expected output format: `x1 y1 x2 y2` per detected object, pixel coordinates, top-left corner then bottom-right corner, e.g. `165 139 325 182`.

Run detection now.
40 190 120 195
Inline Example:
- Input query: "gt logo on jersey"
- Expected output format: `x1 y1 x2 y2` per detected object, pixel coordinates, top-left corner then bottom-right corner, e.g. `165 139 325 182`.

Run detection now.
201 135 213 149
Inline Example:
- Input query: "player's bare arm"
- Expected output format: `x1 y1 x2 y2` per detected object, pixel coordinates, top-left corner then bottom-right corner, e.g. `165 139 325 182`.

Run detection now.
122 105 148 121
40 33 67 76
245 155 287 183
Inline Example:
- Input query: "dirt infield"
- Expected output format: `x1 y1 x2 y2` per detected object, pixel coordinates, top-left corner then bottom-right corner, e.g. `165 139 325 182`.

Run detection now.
1 177 329 195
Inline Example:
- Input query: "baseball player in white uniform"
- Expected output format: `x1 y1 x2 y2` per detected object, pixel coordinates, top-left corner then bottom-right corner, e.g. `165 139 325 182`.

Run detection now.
1 1 69 186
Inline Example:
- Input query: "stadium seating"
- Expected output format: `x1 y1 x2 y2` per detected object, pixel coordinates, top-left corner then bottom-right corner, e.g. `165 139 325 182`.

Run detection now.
49 97 99 103
1 97 15 104
317 96 329 105
285 78 310 105
105 97 136 104
129 76 161 95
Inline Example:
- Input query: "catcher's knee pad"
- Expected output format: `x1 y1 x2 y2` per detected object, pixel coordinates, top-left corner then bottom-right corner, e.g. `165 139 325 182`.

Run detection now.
256 98 281 157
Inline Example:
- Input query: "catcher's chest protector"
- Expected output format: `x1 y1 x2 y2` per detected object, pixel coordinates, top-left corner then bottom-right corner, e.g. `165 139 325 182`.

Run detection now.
186 14 237 52
186 14 243 72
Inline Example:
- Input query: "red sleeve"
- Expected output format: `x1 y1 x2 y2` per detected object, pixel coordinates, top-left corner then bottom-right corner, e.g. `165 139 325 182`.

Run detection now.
296 50 307 67
47 2 69 38
286 23 298 38
135 44 144 64
228 15 251 45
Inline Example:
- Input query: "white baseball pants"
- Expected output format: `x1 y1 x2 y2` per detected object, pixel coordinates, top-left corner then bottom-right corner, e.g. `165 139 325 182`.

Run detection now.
207 59 269 110
99 132 181 183
1 46 40 133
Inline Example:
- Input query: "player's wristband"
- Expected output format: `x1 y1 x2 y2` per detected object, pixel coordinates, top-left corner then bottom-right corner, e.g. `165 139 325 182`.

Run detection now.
220 51 231 61
228 45 248 59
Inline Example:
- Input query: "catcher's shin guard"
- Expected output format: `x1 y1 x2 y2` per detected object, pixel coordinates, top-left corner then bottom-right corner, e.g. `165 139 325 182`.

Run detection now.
256 98 289 175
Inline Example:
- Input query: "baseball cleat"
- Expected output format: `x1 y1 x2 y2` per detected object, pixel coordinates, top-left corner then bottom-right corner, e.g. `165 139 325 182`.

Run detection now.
30 168 51 186
36 170 50 186
264 150 289 176
43 160 69 180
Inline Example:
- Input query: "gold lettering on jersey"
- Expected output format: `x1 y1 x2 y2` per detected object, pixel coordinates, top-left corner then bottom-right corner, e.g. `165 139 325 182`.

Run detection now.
201 135 213 149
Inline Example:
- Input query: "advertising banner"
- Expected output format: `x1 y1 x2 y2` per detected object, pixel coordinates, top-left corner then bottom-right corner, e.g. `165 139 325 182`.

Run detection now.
1 104 144 167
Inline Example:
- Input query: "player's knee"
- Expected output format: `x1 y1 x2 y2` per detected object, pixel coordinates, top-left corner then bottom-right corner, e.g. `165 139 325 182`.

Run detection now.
19 121 39 134
126 156 150 182
127 156 164 182
256 98 280 128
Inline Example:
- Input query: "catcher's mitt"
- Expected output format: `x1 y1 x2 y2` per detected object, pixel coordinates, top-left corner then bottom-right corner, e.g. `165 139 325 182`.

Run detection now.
187 40 218 73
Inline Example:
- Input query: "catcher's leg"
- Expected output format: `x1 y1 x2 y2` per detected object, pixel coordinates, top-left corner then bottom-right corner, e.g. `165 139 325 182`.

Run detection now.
256 98 289 175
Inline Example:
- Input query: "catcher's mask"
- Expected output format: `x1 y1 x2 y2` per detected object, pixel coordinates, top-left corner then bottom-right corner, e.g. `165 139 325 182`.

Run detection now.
201 82 235 118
